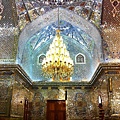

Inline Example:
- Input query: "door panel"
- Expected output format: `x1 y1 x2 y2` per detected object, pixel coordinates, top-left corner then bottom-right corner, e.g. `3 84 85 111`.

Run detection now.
57 111 66 120
56 101 66 110
48 102 55 110
48 112 55 120
47 100 66 120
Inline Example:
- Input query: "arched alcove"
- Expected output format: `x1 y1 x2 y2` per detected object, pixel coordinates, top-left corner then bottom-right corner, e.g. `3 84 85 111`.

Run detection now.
75 53 86 64
16 8 103 82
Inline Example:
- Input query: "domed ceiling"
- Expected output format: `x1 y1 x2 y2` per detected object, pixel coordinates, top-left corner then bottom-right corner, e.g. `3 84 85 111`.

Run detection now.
17 8 103 82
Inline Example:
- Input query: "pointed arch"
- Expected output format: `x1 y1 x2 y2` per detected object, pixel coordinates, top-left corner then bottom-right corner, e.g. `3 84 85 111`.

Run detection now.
16 7 103 81
75 53 86 64
17 7 102 64
37 54 46 64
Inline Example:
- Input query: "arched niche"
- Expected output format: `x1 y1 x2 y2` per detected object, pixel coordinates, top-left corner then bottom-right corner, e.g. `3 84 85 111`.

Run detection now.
16 8 103 81
75 53 86 64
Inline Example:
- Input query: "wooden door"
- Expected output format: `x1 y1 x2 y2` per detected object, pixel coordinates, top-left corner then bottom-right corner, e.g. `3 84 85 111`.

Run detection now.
47 100 66 120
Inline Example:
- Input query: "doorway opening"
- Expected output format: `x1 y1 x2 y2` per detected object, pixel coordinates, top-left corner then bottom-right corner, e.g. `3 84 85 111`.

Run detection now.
47 100 66 120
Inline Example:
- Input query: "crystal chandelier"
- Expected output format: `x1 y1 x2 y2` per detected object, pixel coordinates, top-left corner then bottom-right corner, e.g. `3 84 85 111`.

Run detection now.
42 29 74 81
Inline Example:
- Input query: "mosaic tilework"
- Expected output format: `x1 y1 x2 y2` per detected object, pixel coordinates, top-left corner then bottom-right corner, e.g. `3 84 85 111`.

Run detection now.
0 28 18 62
31 91 45 120
11 80 33 117
0 0 118 86
17 8 102 81
0 0 16 27
14 67 120 120
0 79 12 116
15 0 102 31
110 75 120 114
91 76 109 117
101 0 120 62
0 0 18 62
102 26 120 62
0 0 4 20
29 87 101 120
0 64 120 120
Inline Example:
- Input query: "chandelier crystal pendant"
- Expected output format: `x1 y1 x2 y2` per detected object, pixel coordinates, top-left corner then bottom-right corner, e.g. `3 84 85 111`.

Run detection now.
42 29 74 81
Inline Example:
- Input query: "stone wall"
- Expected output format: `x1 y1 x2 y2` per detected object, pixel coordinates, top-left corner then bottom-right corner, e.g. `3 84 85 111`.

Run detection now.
0 65 33 120
101 0 120 62
0 64 120 120
29 88 93 120
0 73 13 117
10 80 33 118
